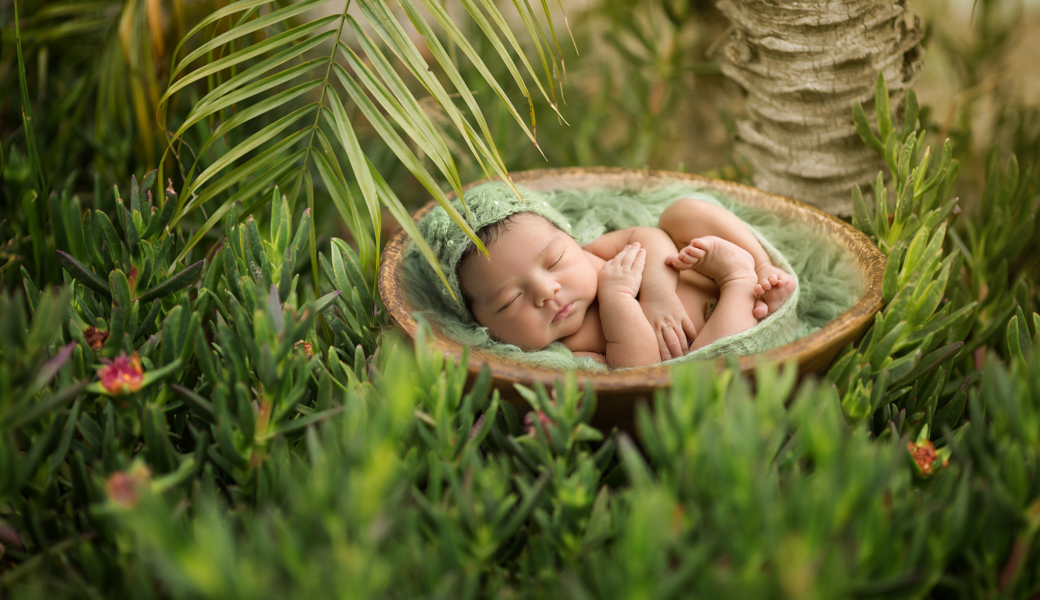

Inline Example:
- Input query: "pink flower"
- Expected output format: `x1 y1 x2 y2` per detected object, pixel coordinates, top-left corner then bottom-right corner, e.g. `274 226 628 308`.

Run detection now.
524 390 558 437
525 410 555 437
97 353 144 394
105 462 151 508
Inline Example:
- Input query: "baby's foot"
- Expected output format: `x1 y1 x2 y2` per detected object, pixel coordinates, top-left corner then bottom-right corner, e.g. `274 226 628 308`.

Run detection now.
668 236 757 287
753 264 796 319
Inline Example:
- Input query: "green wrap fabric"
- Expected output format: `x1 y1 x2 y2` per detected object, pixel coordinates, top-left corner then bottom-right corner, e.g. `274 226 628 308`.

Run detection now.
402 182 863 370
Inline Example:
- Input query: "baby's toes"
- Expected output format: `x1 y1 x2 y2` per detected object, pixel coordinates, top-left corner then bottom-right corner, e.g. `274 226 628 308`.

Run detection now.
680 248 703 264
753 299 768 320
761 280 795 315
684 244 706 259
690 238 715 254
668 250 694 270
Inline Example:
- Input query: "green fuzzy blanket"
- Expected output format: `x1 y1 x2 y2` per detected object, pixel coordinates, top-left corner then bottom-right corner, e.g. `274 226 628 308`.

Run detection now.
402 183 864 370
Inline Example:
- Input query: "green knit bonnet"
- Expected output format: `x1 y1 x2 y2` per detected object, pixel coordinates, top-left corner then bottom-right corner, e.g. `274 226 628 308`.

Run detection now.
408 182 573 324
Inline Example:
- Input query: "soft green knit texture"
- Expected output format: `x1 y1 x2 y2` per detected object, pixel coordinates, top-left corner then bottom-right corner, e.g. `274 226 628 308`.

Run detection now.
402 182 864 370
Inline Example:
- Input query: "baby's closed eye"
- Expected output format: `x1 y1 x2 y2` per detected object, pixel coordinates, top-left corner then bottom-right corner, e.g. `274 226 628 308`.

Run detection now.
499 293 520 312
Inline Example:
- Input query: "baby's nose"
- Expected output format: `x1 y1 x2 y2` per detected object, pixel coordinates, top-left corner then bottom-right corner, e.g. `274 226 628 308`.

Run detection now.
535 278 559 306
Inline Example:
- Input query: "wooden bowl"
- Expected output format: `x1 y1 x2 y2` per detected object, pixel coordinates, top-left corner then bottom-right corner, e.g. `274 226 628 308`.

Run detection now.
378 168 885 430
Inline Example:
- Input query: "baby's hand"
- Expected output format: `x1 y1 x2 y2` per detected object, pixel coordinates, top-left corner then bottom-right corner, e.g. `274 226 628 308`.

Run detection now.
599 243 645 301
640 292 697 360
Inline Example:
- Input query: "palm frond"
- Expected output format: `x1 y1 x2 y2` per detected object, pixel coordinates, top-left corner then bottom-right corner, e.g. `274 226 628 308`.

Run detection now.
407 0 543 157
512 0 568 107
339 29 464 203
158 0 574 290
164 15 338 102
465 0 568 123
331 64 482 257
311 136 371 266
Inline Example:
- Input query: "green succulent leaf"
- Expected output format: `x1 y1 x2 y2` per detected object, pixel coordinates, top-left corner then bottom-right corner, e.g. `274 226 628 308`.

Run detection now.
55 250 110 298
137 260 205 303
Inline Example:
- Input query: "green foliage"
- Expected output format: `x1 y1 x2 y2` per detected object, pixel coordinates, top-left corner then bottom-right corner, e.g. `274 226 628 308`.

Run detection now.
2 2 1040 598
836 75 1038 449
1 178 371 592
0 0 182 192
441 0 742 180
2 0 577 297
157 0 579 294
3 157 1039 595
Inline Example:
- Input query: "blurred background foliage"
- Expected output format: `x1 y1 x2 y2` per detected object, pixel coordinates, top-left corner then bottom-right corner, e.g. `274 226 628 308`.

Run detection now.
1 0 1039 597
5 0 1038 277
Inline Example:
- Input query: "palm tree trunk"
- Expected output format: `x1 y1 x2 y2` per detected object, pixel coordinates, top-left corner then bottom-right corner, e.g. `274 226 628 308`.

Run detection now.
716 0 925 215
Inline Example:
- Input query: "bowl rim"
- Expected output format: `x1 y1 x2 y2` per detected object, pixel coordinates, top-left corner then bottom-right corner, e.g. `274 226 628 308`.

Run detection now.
377 167 885 390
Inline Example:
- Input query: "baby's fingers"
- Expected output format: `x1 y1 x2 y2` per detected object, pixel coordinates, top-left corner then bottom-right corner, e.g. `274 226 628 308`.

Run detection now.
682 317 697 348
631 246 646 272
656 331 672 361
664 326 685 358
619 243 640 268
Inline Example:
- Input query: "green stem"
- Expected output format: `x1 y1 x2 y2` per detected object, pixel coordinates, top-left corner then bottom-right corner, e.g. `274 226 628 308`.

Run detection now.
999 499 1040 594
12 0 47 197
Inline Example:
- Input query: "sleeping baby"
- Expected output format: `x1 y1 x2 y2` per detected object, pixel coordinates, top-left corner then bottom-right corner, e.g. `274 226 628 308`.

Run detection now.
412 183 796 368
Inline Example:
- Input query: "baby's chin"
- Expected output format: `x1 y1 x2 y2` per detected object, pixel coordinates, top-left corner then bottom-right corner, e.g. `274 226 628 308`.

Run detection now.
547 303 587 345
514 327 566 351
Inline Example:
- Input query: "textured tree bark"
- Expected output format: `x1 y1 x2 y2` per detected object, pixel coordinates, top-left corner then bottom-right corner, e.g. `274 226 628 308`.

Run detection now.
715 0 925 215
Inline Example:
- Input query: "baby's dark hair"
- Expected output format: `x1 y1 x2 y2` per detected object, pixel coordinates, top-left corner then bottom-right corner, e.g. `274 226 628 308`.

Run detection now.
457 213 521 306
456 212 564 306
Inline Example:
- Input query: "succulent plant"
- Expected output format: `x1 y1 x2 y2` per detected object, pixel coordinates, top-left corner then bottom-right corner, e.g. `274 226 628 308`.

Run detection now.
3 67 1039 600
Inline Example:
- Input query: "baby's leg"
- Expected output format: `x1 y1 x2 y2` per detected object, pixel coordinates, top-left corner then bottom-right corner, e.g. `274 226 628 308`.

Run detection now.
669 236 793 320
661 198 796 319
672 237 760 352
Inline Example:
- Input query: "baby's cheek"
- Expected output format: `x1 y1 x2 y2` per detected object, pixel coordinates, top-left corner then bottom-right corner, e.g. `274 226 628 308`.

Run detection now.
582 266 599 297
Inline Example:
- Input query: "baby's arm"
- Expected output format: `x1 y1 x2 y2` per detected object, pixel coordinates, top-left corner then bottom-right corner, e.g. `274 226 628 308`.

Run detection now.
598 243 661 368
584 227 695 359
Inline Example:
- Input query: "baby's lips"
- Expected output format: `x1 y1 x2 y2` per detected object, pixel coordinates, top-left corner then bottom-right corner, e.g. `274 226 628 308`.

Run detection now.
552 301 575 323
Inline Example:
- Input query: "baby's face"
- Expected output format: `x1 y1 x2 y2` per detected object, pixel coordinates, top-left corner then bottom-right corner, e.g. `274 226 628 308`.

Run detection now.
460 213 597 350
